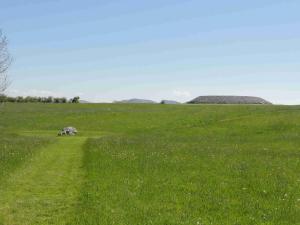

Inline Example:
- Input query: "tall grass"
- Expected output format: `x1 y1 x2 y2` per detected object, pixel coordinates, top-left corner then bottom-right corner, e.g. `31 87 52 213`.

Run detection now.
1 103 300 224
72 106 300 225
0 134 52 182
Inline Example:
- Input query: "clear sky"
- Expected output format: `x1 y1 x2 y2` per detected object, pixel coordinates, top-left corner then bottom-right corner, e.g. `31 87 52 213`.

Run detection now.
1 0 300 104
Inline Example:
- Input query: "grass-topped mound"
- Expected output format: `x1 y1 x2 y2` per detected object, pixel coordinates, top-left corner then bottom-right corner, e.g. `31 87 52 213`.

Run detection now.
188 95 272 104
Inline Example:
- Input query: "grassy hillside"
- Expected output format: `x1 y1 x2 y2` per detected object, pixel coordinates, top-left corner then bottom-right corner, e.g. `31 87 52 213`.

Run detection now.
0 103 300 225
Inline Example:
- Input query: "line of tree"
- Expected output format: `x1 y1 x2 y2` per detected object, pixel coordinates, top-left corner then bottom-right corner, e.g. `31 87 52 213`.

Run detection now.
0 95 80 103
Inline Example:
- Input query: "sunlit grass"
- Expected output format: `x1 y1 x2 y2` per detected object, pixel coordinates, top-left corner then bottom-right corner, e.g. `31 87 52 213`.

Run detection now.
0 103 300 224
0 134 52 183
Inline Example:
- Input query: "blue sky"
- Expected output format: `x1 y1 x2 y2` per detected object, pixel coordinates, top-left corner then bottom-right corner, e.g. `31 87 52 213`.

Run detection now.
1 0 300 104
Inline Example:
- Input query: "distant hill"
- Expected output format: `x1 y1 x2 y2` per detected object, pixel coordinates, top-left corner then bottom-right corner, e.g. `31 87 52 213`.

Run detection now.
114 98 157 104
160 100 181 104
188 96 272 105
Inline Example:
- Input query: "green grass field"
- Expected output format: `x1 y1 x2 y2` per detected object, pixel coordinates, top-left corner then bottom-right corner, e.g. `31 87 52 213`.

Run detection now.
0 103 300 225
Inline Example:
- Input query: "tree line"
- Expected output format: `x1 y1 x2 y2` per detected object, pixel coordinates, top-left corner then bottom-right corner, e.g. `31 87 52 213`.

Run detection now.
0 95 80 103
0 30 80 104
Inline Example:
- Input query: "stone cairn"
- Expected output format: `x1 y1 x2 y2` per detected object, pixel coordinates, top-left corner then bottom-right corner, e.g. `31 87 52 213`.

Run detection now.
58 127 78 136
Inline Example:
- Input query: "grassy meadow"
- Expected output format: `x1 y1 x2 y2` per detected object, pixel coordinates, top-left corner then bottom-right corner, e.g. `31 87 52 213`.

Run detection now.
0 103 300 225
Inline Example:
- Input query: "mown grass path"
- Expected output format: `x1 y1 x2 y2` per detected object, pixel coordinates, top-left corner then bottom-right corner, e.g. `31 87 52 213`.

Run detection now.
0 137 86 225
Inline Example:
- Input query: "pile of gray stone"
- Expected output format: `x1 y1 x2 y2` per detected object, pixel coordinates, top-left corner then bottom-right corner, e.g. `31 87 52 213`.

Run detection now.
58 127 78 136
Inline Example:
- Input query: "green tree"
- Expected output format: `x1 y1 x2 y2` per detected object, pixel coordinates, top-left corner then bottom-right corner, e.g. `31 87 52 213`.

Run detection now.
71 96 80 103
